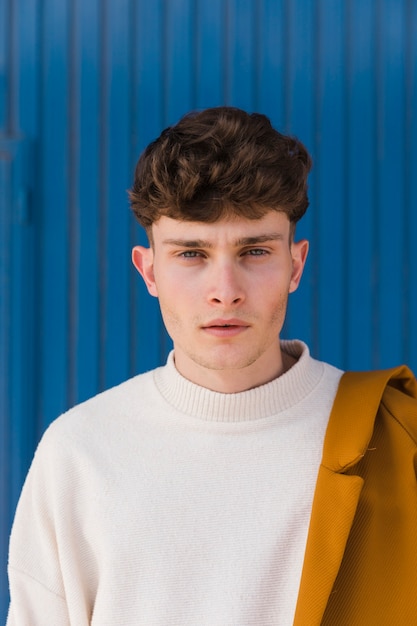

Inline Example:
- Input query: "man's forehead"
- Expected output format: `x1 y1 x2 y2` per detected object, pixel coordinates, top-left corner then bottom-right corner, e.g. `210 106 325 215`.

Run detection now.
151 212 292 245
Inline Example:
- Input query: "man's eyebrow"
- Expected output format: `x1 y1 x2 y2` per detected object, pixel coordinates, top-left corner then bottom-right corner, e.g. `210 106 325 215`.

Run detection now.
162 238 214 248
162 233 285 248
234 233 285 245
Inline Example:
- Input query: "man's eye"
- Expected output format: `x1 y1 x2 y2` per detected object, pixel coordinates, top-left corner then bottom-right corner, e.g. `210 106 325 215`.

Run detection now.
244 248 268 256
179 250 203 258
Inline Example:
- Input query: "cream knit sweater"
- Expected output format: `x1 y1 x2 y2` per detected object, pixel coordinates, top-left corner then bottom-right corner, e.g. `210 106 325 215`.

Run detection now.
7 341 342 625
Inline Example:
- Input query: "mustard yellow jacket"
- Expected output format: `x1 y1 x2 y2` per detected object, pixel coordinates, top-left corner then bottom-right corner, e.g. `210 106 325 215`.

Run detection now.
294 365 417 625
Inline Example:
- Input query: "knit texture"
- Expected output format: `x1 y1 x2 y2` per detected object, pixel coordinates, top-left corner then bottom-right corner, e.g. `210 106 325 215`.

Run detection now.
7 341 343 625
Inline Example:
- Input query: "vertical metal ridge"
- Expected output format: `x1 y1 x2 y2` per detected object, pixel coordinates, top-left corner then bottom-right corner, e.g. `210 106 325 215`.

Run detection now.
283 0 291 132
343 3 353 369
0 0 8 131
67 0 79 407
342 0 351 369
252 0 261 112
190 0 198 110
403 0 413 365
407 0 417 373
223 0 230 104
161 0 169 123
35 0 46 438
340 0 348 368
250 0 256 110
0 0 13 133
128 0 138 378
372 0 381 368
98 0 109 391
311 0 321 358
8 0 17 134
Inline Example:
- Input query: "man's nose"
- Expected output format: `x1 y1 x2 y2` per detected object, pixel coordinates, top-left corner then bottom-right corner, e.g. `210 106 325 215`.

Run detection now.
206 262 245 306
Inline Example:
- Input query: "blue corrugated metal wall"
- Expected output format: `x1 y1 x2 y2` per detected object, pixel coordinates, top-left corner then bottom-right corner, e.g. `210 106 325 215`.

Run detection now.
1 0 416 618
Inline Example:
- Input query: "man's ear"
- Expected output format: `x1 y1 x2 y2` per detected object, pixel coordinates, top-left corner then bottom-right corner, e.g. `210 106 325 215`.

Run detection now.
289 239 309 293
132 246 158 297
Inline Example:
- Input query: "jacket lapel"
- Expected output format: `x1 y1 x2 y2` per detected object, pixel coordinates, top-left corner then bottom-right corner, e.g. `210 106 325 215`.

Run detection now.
293 367 412 625
293 467 363 624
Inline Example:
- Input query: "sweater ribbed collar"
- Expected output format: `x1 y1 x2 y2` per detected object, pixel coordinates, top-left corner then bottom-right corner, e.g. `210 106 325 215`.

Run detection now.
153 340 325 422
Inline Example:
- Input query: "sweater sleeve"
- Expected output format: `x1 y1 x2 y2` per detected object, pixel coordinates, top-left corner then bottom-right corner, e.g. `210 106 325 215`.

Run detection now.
7 568 71 626
7 420 91 626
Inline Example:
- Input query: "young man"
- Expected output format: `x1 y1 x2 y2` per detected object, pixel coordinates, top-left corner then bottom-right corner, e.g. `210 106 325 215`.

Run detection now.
7 107 417 625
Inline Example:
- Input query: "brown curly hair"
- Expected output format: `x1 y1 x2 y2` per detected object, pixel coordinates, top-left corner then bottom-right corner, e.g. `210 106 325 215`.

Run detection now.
129 107 312 235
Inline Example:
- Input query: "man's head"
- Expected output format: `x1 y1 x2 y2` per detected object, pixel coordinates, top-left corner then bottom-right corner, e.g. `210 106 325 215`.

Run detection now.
130 107 311 392
129 106 312 241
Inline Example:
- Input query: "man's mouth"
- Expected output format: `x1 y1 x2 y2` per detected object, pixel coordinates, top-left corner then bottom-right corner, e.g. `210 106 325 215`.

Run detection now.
202 319 249 336
203 318 248 327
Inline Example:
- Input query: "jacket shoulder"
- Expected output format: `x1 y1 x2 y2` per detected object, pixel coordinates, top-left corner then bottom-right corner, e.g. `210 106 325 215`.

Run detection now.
380 369 417 444
322 365 417 471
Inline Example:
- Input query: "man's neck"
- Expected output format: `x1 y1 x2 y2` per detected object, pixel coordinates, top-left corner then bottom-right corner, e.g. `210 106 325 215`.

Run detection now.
173 349 294 393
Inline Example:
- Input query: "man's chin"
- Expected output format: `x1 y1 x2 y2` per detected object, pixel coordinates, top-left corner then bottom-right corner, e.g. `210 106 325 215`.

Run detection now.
188 350 261 373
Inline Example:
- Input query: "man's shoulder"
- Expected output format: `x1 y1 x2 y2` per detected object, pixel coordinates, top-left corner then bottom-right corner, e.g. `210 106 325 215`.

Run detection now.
43 366 162 447
67 366 157 415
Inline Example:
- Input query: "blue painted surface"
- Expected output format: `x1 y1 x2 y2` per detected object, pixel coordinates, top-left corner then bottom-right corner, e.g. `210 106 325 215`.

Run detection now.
73 0 101 406
345 0 376 370
406 0 417 368
377 0 407 367
0 136 36 622
195 0 224 108
315 0 346 366
1 0 417 620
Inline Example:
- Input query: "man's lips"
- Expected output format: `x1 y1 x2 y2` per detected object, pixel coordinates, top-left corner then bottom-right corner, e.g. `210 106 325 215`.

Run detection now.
202 318 249 329
201 319 250 337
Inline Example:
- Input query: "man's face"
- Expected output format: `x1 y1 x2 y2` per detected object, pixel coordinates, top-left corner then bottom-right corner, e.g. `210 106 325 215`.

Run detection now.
132 211 308 392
